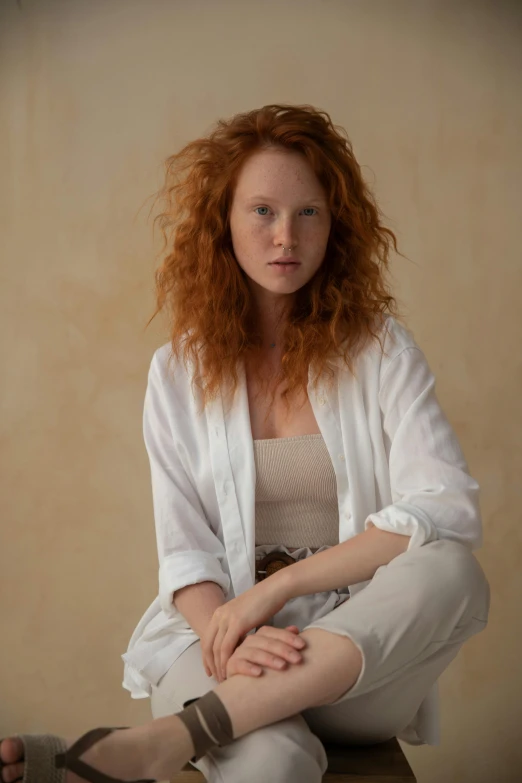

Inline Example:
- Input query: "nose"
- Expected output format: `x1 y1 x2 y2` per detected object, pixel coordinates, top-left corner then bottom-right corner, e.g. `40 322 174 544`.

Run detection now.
274 217 298 250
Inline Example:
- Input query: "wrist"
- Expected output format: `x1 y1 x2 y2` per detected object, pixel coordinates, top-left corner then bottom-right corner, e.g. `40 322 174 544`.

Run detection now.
264 563 295 602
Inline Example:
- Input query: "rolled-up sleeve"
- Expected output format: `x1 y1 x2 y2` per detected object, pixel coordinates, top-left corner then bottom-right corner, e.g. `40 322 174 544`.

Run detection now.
364 346 482 551
144 351 231 617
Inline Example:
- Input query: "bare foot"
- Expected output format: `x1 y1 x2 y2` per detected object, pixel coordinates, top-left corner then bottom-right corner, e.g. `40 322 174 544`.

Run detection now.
0 726 160 783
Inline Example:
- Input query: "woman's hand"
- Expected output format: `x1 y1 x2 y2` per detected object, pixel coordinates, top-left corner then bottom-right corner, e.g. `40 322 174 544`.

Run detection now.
222 625 307 681
200 579 292 682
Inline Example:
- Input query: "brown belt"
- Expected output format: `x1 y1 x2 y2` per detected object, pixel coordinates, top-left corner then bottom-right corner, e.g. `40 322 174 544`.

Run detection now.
255 551 296 582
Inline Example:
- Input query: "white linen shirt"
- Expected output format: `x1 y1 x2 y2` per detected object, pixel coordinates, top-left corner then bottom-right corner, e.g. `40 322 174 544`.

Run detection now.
121 315 482 746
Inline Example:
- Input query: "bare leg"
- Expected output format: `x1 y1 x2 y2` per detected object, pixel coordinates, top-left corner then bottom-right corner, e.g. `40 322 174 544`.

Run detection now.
0 629 362 783
147 627 362 779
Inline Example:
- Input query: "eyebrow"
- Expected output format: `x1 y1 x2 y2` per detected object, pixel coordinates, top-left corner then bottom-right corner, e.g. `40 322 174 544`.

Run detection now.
244 194 326 205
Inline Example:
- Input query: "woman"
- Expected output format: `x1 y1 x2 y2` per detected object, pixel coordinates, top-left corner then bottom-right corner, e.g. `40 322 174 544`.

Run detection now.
0 103 490 783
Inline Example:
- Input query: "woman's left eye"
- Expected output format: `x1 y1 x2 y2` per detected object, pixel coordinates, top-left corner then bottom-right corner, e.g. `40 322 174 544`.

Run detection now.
254 207 317 216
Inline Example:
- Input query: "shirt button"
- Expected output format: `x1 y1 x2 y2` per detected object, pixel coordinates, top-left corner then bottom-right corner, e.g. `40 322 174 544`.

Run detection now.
318 397 325 406
339 454 345 461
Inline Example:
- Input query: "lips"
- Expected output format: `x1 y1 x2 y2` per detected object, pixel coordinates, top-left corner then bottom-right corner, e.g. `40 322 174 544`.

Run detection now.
270 255 301 264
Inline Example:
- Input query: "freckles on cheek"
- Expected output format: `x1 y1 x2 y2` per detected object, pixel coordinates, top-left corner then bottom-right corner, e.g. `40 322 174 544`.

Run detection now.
242 233 262 255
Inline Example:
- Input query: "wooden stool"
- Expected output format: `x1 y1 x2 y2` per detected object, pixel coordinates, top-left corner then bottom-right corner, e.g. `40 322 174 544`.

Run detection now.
170 737 416 781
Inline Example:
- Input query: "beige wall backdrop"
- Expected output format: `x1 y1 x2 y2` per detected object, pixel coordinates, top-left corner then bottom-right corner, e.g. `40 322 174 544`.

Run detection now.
1 1 520 780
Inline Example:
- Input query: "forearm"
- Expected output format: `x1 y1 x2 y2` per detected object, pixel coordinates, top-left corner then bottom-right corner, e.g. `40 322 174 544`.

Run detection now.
172 580 227 638
275 524 412 600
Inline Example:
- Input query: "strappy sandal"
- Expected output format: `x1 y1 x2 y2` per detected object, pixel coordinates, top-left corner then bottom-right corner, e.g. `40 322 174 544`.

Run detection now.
0 727 157 783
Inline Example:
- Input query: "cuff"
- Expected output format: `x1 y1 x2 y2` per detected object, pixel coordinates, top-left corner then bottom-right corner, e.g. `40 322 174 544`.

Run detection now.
159 550 231 617
364 502 439 551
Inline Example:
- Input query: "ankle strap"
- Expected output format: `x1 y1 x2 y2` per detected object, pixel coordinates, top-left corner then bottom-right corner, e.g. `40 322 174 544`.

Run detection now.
176 691 234 762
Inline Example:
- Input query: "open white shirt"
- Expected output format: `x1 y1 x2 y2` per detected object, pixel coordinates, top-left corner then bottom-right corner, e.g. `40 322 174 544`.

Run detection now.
121 315 482 746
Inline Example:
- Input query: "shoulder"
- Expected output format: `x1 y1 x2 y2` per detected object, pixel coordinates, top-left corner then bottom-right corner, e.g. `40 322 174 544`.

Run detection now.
145 343 173 394
347 315 427 387
150 341 174 377
352 315 421 364
380 315 422 361
377 316 435 395
146 338 200 416
149 338 194 385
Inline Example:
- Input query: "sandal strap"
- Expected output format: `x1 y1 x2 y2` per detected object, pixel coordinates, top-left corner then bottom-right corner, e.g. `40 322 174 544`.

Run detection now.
56 728 123 766
13 734 69 783
54 727 156 783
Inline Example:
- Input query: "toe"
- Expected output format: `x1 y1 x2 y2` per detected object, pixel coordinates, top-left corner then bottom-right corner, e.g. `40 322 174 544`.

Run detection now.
0 739 23 765
1 761 24 783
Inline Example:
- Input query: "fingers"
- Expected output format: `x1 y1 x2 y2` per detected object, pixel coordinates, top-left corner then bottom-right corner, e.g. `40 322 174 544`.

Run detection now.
205 655 221 681
209 624 226 682
226 656 262 679
212 627 225 681
248 642 303 669
214 624 242 682
256 625 307 649
204 659 215 679
202 626 220 680
233 636 303 671
208 626 306 683
220 630 238 682
202 650 215 679
222 626 308 681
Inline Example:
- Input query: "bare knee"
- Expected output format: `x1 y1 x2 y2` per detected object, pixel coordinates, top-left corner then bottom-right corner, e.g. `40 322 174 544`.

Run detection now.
300 628 363 706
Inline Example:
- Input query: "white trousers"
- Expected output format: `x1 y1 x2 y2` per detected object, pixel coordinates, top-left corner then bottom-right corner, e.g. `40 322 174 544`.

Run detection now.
150 539 490 783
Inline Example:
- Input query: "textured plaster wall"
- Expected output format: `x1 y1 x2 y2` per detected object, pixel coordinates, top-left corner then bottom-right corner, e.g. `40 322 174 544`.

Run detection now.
1 1 520 781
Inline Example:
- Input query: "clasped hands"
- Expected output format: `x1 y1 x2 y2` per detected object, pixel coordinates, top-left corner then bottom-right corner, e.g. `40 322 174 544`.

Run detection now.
200 576 307 682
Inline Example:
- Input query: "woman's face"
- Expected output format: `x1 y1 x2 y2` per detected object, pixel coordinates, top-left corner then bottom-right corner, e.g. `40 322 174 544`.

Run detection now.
229 147 332 318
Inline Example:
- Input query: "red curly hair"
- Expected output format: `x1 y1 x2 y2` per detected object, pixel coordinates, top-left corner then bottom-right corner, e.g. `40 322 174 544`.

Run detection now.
147 103 406 420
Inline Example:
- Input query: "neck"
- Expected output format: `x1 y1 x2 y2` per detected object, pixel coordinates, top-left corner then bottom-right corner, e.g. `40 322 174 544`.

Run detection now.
252 295 291 344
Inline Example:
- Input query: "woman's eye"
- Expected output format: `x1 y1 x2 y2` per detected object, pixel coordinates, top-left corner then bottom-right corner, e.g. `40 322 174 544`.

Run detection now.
253 207 318 217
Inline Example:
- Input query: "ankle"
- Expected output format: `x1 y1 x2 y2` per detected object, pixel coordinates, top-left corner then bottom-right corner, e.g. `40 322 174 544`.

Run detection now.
146 714 195 779
175 690 235 762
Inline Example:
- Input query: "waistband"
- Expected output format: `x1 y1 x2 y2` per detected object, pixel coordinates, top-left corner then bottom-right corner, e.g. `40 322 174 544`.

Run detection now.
254 544 334 584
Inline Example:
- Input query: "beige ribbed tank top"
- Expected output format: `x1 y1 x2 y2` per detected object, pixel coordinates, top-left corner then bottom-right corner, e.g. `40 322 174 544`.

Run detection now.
254 434 339 552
